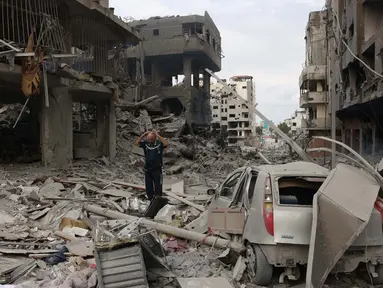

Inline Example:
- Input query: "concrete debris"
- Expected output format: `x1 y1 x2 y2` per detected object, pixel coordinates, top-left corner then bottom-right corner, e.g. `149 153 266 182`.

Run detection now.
0 97 381 288
233 256 246 282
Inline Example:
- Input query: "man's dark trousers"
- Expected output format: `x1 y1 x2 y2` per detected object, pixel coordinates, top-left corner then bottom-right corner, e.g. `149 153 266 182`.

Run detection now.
145 168 163 200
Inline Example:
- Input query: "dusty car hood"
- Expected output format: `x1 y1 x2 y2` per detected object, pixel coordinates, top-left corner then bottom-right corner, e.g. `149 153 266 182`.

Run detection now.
306 163 380 288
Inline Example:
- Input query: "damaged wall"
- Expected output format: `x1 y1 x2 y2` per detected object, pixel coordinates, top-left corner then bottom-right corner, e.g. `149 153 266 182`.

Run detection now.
41 87 73 167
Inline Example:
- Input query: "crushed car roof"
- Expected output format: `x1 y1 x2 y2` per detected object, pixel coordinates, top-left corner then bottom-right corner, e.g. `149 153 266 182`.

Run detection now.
255 161 329 176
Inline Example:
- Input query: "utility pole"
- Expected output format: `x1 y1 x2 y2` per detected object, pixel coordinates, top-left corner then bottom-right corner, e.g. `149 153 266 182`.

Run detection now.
328 5 337 169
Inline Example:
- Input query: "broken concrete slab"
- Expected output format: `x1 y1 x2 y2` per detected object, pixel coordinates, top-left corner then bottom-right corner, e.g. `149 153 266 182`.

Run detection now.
0 211 14 225
184 211 208 233
233 256 246 281
29 207 51 220
177 277 234 288
39 183 65 198
66 239 94 257
154 204 176 223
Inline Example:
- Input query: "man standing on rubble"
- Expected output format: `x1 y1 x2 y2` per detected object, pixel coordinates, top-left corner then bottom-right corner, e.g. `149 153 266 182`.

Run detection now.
135 130 168 201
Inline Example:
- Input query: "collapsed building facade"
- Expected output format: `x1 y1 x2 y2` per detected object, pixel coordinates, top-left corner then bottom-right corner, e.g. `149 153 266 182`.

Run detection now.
0 0 140 166
299 10 332 156
325 0 383 156
124 12 222 129
210 76 256 147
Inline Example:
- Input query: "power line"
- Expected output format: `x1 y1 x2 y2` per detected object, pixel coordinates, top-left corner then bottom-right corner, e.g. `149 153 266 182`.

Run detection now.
328 6 383 79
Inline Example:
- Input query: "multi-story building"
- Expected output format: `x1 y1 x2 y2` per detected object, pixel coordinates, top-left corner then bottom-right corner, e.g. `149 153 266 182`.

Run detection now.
0 0 140 166
124 12 222 128
299 10 332 153
326 0 383 156
291 109 308 134
210 76 256 146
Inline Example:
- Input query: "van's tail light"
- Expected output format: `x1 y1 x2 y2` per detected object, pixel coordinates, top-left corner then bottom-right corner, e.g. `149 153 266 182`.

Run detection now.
263 176 274 236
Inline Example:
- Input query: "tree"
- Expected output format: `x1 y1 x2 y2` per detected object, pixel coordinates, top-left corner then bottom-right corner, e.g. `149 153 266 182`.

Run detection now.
256 126 263 135
277 122 291 135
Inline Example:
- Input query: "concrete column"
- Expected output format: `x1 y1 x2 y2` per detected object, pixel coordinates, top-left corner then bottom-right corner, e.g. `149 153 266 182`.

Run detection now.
29 99 41 148
350 129 354 150
203 71 211 93
96 101 107 155
151 62 161 85
192 68 199 88
41 87 72 167
360 128 363 155
183 57 192 88
108 98 116 159
372 123 376 156
341 128 346 154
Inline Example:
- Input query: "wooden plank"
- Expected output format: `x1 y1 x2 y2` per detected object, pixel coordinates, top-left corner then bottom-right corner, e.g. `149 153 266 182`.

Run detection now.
0 241 53 247
29 207 51 220
108 200 125 213
0 248 59 255
163 191 205 212
112 181 146 191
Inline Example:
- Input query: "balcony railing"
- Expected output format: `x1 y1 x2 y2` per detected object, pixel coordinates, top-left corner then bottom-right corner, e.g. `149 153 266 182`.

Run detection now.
304 117 331 130
300 91 327 108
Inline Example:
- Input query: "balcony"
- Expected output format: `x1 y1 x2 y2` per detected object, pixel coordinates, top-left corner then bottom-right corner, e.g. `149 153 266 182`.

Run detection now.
300 92 327 108
299 65 326 88
303 117 332 130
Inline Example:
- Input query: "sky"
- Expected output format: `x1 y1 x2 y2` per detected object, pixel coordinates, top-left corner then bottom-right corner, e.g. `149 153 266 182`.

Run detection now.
110 0 324 123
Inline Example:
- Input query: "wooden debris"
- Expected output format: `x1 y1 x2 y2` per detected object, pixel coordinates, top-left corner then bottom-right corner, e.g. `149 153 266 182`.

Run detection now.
0 241 53 247
164 191 205 212
112 180 146 191
0 248 59 255
25 204 51 214
28 207 51 220
108 200 125 213
85 204 243 252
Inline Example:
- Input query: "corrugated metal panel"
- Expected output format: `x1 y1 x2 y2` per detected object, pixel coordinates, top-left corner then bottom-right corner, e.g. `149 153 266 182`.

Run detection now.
306 164 380 288
95 244 149 288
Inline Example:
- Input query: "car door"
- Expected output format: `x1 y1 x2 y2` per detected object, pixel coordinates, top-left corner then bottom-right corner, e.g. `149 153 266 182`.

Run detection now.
210 168 246 208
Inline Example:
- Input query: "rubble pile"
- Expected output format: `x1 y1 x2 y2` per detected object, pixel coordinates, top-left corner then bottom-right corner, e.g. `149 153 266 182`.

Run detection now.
0 172 237 287
114 107 267 187
0 169 376 288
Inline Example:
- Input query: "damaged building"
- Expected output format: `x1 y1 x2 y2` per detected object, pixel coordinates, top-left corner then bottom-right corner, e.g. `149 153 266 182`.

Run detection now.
299 10 332 156
0 0 140 166
210 76 256 147
326 0 383 157
124 12 222 129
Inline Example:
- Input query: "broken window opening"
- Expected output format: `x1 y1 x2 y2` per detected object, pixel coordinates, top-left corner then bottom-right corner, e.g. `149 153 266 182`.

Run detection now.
160 98 185 116
206 30 211 43
277 177 325 206
220 171 243 199
153 29 159 36
247 172 258 203
0 103 40 163
349 22 354 39
72 102 98 160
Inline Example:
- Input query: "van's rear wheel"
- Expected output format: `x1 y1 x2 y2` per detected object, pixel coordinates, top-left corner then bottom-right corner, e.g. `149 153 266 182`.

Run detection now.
246 244 273 286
